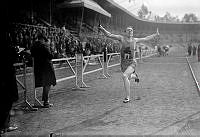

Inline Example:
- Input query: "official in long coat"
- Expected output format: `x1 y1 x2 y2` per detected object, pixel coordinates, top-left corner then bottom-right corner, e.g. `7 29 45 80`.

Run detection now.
0 38 19 134
0 6 19 133
31 33 56 108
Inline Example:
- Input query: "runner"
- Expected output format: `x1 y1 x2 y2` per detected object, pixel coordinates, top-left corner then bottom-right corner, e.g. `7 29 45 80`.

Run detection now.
99 25 159 103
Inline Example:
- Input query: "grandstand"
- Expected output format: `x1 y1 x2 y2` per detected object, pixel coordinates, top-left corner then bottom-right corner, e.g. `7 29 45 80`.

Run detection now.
5 0 200 56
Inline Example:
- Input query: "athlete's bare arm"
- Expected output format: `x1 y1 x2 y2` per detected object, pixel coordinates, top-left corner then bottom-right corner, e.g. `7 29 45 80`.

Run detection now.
99 25 123 42
135 28 159 43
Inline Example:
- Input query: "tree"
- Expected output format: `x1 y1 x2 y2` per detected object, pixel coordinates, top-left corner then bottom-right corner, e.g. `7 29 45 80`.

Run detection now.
163 12 172 22
182 13 198 22
154 12 181 22
137 4 149 19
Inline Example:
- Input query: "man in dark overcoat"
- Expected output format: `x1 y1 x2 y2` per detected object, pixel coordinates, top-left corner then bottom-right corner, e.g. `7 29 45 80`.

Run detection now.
0 34 19 134
31 32 56 108
0 2 19 134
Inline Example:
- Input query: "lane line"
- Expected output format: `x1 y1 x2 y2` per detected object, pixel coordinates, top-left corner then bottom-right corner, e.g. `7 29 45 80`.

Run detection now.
186 57 200 96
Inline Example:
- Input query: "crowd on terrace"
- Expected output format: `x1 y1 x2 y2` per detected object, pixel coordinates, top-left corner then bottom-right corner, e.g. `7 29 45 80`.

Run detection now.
7 19 121 66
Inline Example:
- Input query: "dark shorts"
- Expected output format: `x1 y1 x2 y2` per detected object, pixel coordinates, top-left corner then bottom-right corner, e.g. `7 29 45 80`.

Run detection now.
121 59 136 73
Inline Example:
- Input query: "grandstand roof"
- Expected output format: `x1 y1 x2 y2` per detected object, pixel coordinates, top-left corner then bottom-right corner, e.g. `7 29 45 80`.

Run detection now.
56 0 111 17
97 0 200 25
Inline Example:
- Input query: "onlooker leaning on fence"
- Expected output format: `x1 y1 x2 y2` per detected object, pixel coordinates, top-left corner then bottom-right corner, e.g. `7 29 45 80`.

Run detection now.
31 32 56 108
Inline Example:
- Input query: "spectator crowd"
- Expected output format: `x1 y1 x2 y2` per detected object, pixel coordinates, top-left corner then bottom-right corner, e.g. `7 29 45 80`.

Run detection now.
187 40 200 58
7 22 121 66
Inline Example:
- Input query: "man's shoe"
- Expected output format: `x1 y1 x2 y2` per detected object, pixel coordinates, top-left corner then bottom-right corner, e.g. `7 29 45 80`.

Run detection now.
123 98 130 103
6 126 18 132
43 102 53 108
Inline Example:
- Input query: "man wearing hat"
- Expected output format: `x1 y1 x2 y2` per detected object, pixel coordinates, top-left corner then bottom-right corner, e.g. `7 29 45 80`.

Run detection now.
31 32 56 108
99 25 159 103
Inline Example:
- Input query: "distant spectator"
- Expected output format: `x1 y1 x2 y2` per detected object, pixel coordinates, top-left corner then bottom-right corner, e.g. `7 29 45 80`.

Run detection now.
84 41 92 56
188 43 192 56
198 44 200 62
157 46 162 56
192 45 196 56
75 40 84 54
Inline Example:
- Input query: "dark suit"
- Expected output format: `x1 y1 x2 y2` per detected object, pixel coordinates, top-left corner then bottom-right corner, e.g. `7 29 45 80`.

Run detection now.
188 45 192 56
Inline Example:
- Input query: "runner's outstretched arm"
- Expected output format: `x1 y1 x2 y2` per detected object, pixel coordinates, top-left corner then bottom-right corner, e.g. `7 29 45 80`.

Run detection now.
135 28 159 43
99 25 123 42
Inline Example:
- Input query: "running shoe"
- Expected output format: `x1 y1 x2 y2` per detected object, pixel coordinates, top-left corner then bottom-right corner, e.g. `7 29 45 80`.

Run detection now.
123 97 130 103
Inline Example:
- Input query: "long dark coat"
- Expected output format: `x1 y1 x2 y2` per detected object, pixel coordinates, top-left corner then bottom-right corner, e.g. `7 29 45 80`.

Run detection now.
0 45 19 104
0 35 19 130
31 40 56 88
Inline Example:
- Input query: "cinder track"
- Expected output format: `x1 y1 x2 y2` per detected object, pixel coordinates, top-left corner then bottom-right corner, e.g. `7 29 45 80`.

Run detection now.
150 51 200 135
8 45 200 136
186 57 200 96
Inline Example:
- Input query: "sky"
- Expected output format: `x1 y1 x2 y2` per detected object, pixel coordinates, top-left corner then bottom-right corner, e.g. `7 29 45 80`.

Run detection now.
113 0 200 19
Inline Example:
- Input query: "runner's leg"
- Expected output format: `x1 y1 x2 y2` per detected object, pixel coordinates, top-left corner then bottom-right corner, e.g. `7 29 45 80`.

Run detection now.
122 65 135 102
